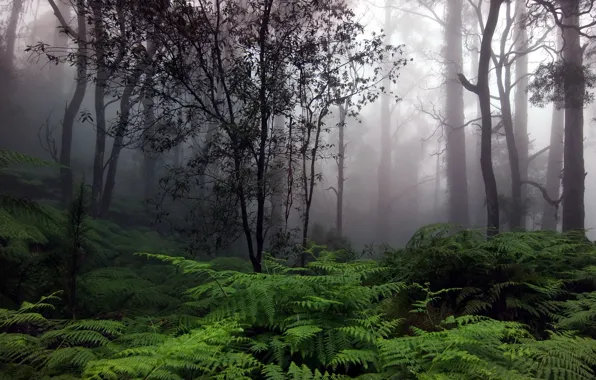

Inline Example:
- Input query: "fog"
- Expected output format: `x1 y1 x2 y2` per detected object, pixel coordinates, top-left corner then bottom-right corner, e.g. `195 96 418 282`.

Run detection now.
0 0 594 259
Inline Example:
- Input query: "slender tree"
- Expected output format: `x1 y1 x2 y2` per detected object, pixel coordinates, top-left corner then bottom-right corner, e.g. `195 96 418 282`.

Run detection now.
47 0 89 205
542 32 565 231
376 0 396 243
559 1 586 232
458 0 504 237
514 0 530 227
529 0 589 232
445 0 469 227
3 0 25 80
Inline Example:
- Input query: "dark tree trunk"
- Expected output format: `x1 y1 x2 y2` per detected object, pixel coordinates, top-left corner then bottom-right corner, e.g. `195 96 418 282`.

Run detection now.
270 114 286 238
141 73 158 201
252 0 273 272
90 0 108 216
470 34 484 226
99 29 156 217
99 66 145 217
495 61 522 230
459 0 503 237
99 100 131 217
491 1 522 230
560 1 585 232
58 0 88 206
445 0 469 227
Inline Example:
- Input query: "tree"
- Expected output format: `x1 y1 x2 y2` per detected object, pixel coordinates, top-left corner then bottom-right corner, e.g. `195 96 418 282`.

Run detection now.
558 0 586 232
458 0 504 237
376 0 397 242
46 0 89 206
467 11 485 227
399 0 470 228
99 0 162 217
514 0 530 227
469 0 551 230
122 0 403 272
294 8 404 264
528 0 594 232
445 0 470 227
2 0 24 82
334 104 347 237
541 31 564 230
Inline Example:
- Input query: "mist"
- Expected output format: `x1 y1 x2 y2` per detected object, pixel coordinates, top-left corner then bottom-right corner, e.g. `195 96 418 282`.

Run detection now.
0 0 594 263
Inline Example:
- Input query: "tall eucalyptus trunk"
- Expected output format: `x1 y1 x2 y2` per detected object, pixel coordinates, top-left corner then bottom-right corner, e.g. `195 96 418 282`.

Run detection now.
560 1 585 232
459 0 503 237
514 0 529 228
336 104 347 237
470 27 484 226
270 114 286 238
542 33 564 231
3 0 24 79
376 0 394 242
54 0 88 206
445 0 469 226
90 0 108 216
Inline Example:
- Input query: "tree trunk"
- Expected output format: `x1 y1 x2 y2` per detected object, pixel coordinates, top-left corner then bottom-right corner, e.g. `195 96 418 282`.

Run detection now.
301 113 325 267
59 0 88 206
542 33 564 231
376 0 394 242
495 61 522 230
514 0 529 228
52 0 71 95
3 0 24 79
376 89 391 242
445 0 469 227
99 30 157 217
270 114 286 238
99 66 146 217
90 0 108 216
434 139 442 217
560 1 585 232
99 93 133 217
336 104 347 237
459 0 503 237
143 153 158 200
470 22 485 227
141 73 158 201
542 104 565 230
253 0 273 271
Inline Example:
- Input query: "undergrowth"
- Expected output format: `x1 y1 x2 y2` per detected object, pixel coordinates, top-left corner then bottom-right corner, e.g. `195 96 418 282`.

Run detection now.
1 151 596 379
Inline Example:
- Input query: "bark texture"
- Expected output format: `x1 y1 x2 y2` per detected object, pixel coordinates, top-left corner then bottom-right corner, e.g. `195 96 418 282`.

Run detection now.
560 1 585 232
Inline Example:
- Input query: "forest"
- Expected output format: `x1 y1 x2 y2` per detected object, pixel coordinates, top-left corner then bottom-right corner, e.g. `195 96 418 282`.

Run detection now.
1 0 596 378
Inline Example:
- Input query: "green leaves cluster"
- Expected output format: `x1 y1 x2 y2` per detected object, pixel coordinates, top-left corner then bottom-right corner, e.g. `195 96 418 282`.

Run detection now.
2 236 596 380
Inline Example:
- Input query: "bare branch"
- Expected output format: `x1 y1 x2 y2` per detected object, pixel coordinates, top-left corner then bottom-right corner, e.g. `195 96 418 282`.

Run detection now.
458 73 479 93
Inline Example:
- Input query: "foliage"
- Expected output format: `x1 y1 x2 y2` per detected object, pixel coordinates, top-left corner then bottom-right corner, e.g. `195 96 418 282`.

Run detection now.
528 60 596 109
383 224 596 333
0 152 186 315
2 188 596 380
